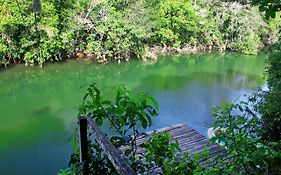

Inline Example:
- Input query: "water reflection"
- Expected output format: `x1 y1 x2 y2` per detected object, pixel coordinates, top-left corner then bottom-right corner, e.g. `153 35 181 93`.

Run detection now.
0 52 266 175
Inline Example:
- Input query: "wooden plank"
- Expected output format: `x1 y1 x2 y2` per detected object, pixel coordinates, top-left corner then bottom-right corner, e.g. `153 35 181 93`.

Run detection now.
33 0 42 13
81 116 136 175
172 131 202 140
132 124 226 164
169 129 197 138
83 121 225 174
79 117 89 175
180 139 209 150
80 117 226 175
178 135 207 145
145 124 185 135
132 124 226 174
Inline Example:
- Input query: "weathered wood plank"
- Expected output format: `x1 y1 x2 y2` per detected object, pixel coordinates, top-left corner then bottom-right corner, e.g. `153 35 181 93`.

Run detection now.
79 117 89 175
33 0 42 13
178 135 207 145
131 124 226 166
80 116 136 175
126 124 226 174
144 124 185 136
80 118 225 174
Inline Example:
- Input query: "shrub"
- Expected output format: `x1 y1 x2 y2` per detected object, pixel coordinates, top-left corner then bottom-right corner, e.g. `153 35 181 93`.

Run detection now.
259 43 281 141
211 102 281 174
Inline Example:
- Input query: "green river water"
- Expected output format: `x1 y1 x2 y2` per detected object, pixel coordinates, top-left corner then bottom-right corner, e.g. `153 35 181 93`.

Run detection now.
0 53 266 175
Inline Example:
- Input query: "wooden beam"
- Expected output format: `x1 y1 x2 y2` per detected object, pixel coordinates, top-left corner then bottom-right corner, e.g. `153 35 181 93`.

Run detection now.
81 116 136 175
33 0 42 13
79 117 89 175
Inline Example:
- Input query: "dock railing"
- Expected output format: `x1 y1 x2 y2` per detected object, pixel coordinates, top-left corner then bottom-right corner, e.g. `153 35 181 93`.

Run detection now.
78 116 136 175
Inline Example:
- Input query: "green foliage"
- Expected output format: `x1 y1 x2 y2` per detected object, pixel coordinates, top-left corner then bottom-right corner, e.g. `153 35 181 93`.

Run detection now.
196 0 274 54
79 83 159 132
140 132 197 175
0 0 76 66
58 168 79 175
253 0 281 18
253 0 281 142
148 0 198 47
85 3 147 61
210 102 281 174
68 139 116 174
195 6 223 47
69 84 159 174
258 44 281 141
1 0 279 66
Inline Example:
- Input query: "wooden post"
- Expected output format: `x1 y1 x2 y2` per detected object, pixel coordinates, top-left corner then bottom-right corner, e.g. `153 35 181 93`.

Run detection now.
79 117 89 175
33 0 42 13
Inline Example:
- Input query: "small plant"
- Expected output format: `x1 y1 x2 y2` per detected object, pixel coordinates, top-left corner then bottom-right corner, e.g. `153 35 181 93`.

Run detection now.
69 84 159 174
65 84 203 174
140 132 198 175
78 83 159 152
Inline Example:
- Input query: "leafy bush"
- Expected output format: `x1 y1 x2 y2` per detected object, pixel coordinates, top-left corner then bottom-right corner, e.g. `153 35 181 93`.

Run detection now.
66 0 152 62
148 0 198 47
140 132 198 175
258 44 281 141
194 5 223 48
85 3 147 62
64 84 204 174
211 102 281 174
254 0 281 141
252 0 281 18
0 0 76 66
69 84 159 174
197 0 271 54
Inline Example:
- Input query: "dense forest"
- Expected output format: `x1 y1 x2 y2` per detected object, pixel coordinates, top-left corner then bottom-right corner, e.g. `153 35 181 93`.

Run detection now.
0 0 280 66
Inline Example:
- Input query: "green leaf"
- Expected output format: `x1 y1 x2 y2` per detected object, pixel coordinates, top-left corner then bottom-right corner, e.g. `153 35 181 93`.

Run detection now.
102 100 111 105
147 96 159 110
139 115 148 129
95 117 103 126
146 113 153 127
238 105 243 112
113 106 123 115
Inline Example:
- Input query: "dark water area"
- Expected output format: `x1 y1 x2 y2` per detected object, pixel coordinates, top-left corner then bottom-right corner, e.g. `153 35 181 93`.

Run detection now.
0 52 266 175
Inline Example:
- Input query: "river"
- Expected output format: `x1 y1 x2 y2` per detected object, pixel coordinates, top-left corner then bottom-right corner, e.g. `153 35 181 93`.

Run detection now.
0 52 266 175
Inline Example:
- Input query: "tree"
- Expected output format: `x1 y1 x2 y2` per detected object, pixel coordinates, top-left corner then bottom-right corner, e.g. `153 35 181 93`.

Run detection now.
253 0 281 18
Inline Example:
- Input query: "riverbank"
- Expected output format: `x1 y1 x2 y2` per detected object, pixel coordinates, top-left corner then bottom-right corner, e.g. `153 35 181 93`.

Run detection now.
75 44 226 63
0 45 226 68
0 43 271 69
1 0 279 68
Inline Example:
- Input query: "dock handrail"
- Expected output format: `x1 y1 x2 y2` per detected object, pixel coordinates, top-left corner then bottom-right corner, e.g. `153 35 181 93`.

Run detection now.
79 116 136 175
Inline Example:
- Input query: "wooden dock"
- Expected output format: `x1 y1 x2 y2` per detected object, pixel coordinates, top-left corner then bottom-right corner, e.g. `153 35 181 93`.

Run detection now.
79 116 225 175
139 124 225 157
